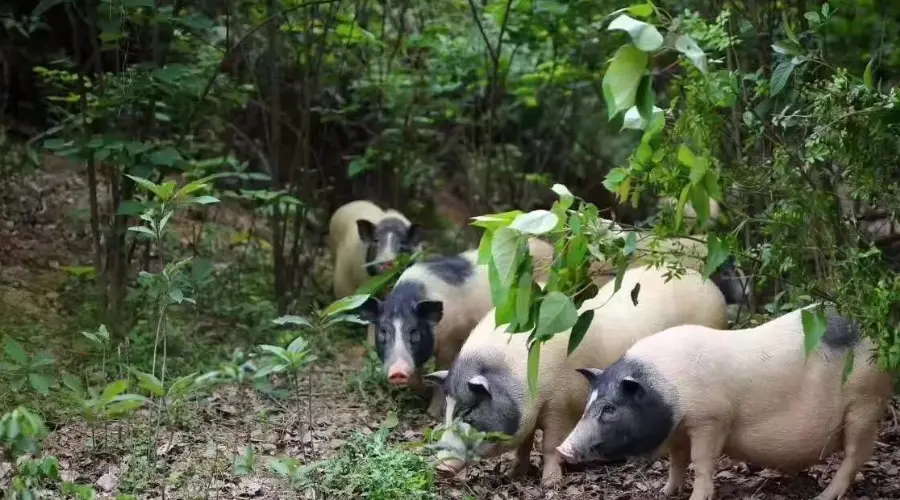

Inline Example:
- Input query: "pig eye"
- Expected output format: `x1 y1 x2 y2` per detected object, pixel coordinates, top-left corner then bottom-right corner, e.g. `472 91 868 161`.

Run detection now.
600 404 616 418
409 329 420 343
378 327 389 340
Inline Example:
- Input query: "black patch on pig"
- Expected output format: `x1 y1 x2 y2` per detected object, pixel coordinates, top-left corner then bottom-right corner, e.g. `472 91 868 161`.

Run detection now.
579 357 675 462
821 310 862 350
423 254 474 286
440 352 522 437
357 217 420 276
371 281 440 367
709 256 752 305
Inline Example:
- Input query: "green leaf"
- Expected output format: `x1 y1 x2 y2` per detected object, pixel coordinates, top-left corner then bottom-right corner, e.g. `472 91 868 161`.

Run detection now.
625 3 654 18
804 11 820 24
125 174 162 197
607 14 664 52
101 380 130 403
689 157 710 186
491 228 522 287
28 374 52 396
509 210 559 235
636 75 654 125
782 11 800 44
380 412 399 430
535 292 579 340
61 373 84 395
770 60 796 95
32 0 66 17
128 226 156 237
703 170 723 200
621 105 664 131
705 235 730 278
801 307 828 358
567 310 595 356
287 335 309 355
4 339 28 365
190 195 220 205
470 210 523 230
674 34 708 74
689 184 711 226
841 348 855 386
863 56 876 90
477 230 494 266
129 369 165 397
624 232 638 255
526 340 541 399
169 288 184 304
676 144 698 169
149 147 182 167
602 44 649 119
273 315 312 328
515 273 534 325
323 294 370 318
551 184 574 210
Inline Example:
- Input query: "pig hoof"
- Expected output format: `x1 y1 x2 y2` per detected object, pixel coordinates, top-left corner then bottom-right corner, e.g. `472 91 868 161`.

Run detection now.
660 482 681 497
504 460 530 479
540 468 564 488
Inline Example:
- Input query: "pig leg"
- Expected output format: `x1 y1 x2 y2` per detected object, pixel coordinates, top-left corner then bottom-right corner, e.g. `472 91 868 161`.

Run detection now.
505 432 534 479
687 426 726 500
814 406 883 500
662 437 690 496
540 414 578 487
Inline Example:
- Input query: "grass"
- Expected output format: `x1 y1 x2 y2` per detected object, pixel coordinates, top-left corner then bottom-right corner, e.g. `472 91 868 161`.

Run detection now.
286 428 437 500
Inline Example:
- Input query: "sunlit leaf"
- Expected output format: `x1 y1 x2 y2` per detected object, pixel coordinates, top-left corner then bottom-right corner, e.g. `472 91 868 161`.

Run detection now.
705 235 730 278
602 44 648 119
674 34 708 74
607 14 664 52
509 210 558 235
535 292 578 340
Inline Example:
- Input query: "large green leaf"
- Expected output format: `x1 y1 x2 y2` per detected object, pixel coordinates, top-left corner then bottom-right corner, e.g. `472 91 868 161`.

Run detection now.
491 228 522 288
526 340 541 399
602 44 649 119
323 294 370 318
535 292 578 340
770 59 798 95
607 14 664 52
510 210 559 235
704 235 730 278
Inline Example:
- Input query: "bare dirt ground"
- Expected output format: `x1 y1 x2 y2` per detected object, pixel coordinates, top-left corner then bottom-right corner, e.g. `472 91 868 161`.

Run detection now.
1 155 899 499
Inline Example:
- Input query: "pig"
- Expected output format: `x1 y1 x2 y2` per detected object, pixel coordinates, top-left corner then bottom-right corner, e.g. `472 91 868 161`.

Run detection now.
424 264 733 485
357 237 555 418
328 200 424 299
658 197 722 231
556 305 893 500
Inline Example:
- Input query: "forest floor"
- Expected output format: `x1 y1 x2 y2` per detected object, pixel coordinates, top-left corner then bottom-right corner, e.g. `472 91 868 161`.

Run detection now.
1 155 899 499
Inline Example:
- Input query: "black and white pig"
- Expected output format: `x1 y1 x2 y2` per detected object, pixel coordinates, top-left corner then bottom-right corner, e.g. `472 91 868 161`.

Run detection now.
328 200 424 298
424 265 733 485
557 305 894 500
358 238 555 417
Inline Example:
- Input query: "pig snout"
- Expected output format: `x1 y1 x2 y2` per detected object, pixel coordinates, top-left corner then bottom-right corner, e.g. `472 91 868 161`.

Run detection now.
556 441 580 464
387 361 414 386
377 261 394 272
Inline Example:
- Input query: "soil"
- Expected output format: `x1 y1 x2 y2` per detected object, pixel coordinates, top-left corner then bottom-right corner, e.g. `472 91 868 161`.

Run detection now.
1 155 899 499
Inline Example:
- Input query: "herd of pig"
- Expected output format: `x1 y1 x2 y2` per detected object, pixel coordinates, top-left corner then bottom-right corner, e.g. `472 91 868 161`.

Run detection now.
326 199 895 500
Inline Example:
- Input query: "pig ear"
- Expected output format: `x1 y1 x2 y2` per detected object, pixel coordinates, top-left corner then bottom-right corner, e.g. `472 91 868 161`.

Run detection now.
415 300 443 324
424 370 448 386
404 224 425 247
575 368 604 385
357 297 381 323
467 375 490 397
620 376 644 398
356 220 376 243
